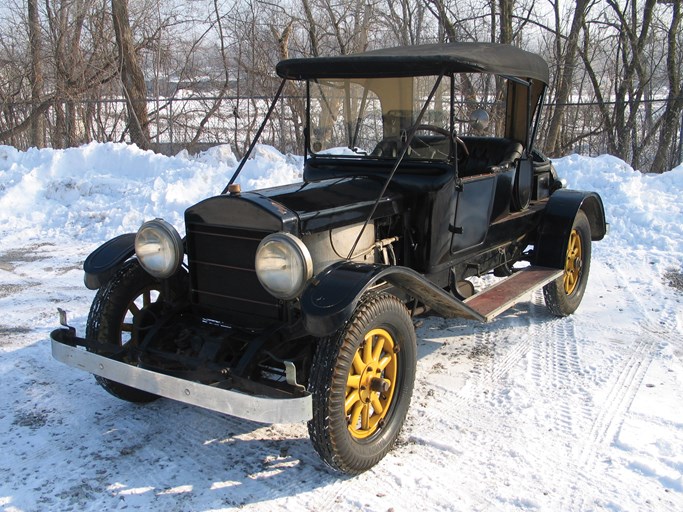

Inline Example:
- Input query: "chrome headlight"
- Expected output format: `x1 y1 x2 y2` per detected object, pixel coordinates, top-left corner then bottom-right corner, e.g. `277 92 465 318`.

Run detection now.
134 219 183 279
255 232 313 300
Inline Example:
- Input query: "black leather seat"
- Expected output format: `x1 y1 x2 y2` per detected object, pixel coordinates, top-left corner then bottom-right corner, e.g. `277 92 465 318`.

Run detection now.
459 137 523 176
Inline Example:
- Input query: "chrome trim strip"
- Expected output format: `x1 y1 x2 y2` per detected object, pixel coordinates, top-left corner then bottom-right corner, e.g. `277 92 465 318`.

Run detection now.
51 339 312 424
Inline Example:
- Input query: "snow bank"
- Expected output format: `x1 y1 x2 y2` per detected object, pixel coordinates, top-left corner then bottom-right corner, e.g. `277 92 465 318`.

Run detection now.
556 153 683 257
0 142 302 245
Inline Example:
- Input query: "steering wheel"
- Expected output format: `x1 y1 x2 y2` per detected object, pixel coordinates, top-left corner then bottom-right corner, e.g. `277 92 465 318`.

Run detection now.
413 124 469 161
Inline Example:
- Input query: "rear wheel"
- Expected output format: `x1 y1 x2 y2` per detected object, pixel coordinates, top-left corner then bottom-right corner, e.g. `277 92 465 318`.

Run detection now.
86 260 165 403
308 293 417 474
543 210 592 316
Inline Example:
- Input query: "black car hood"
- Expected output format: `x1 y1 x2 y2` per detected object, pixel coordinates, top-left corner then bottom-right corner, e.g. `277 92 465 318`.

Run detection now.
185 176 403 236
253 176 402 233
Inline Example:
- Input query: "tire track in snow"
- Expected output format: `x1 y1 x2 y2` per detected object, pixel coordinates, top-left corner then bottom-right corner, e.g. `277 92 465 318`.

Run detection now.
466 301 539 389
580 333 656 465
488 324 534 383
411 297 549 422
526 304 596 440
560 263 662 511
411 288 650 511
530 320 575 434
562 331 657 512
573 260 667 468
397 299 559 510
401 321 511 511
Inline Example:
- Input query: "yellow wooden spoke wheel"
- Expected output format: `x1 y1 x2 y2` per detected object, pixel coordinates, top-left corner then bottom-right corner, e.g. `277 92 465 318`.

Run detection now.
345 328 398 439
563 228 583 295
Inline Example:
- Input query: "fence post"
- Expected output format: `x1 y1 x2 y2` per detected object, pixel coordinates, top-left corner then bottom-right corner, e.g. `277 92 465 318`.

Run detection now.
169 97 173 150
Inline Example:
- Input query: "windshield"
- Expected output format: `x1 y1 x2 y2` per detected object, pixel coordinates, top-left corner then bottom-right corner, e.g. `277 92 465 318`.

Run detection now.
309 76 454 161
307 73 517 164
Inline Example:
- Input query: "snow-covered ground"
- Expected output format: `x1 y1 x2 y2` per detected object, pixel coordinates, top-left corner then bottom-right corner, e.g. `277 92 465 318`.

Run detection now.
0 142 681 511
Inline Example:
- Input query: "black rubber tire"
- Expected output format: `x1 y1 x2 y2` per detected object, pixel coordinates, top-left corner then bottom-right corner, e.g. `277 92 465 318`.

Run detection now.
543 210 592 316
308 293 417 474
86 260 162 403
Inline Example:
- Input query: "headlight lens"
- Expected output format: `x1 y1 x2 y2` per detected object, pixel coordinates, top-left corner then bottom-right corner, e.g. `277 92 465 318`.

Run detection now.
135 219 183 279
255 233 313 300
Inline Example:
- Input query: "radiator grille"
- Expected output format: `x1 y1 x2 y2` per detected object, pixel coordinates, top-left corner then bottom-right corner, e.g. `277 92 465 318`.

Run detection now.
186 224 281 325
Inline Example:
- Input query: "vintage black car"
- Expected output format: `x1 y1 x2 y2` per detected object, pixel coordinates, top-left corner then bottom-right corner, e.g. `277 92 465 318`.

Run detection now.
52 43 606 474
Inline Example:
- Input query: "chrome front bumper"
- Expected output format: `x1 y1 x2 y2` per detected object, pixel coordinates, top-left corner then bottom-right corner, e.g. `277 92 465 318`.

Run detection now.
51 334 312 424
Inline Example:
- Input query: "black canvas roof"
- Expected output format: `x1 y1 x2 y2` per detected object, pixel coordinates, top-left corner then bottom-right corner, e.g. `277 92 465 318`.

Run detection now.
276 42 549 84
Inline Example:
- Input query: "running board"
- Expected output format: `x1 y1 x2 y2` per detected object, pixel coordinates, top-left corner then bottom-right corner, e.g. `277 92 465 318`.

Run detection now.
464 266 563 322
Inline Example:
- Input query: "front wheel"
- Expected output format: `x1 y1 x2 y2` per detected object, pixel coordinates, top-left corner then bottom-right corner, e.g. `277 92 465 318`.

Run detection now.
308 293 417 474
543 210 592 316
86 260 166 403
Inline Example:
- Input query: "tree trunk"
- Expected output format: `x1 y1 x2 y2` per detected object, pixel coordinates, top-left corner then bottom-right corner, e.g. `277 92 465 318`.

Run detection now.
28 0 45 148
301 0 320 57
428 0 457 42
498 0 513 44
580 0 657 166
545 0 590 156
112 0 150 150
651 0 682 173
494 0 514 136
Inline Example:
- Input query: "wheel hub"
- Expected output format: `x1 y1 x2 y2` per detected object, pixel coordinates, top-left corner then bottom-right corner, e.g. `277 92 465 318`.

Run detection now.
358 364 383 403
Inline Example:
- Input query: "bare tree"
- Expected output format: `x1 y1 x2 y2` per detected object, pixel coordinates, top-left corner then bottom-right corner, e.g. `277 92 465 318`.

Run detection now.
545 0 592 156
183 0 235 152
0 0 680 171
578 0 657 166
424 0 457 41
28 0 44 148
651 0 682 172
299 0 376 55
381 0 427 46
300 0 321 56
498 0 513 44
112 0 150 149
46 0 86 147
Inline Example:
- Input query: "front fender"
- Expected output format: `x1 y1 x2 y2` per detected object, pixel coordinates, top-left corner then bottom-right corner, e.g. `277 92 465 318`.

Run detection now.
535 189 606 269
83 233 136 289
300 261 484 337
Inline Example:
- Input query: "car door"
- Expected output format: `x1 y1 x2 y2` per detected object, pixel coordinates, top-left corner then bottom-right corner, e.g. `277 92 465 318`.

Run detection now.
450 174 497 254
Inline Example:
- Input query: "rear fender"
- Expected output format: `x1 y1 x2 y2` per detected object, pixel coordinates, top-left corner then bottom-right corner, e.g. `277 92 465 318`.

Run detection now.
535 189 606 269
83 233 136 289
300 261 484 337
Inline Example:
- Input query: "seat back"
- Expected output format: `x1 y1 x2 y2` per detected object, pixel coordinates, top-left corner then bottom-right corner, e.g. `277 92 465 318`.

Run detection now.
459 137 523 176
